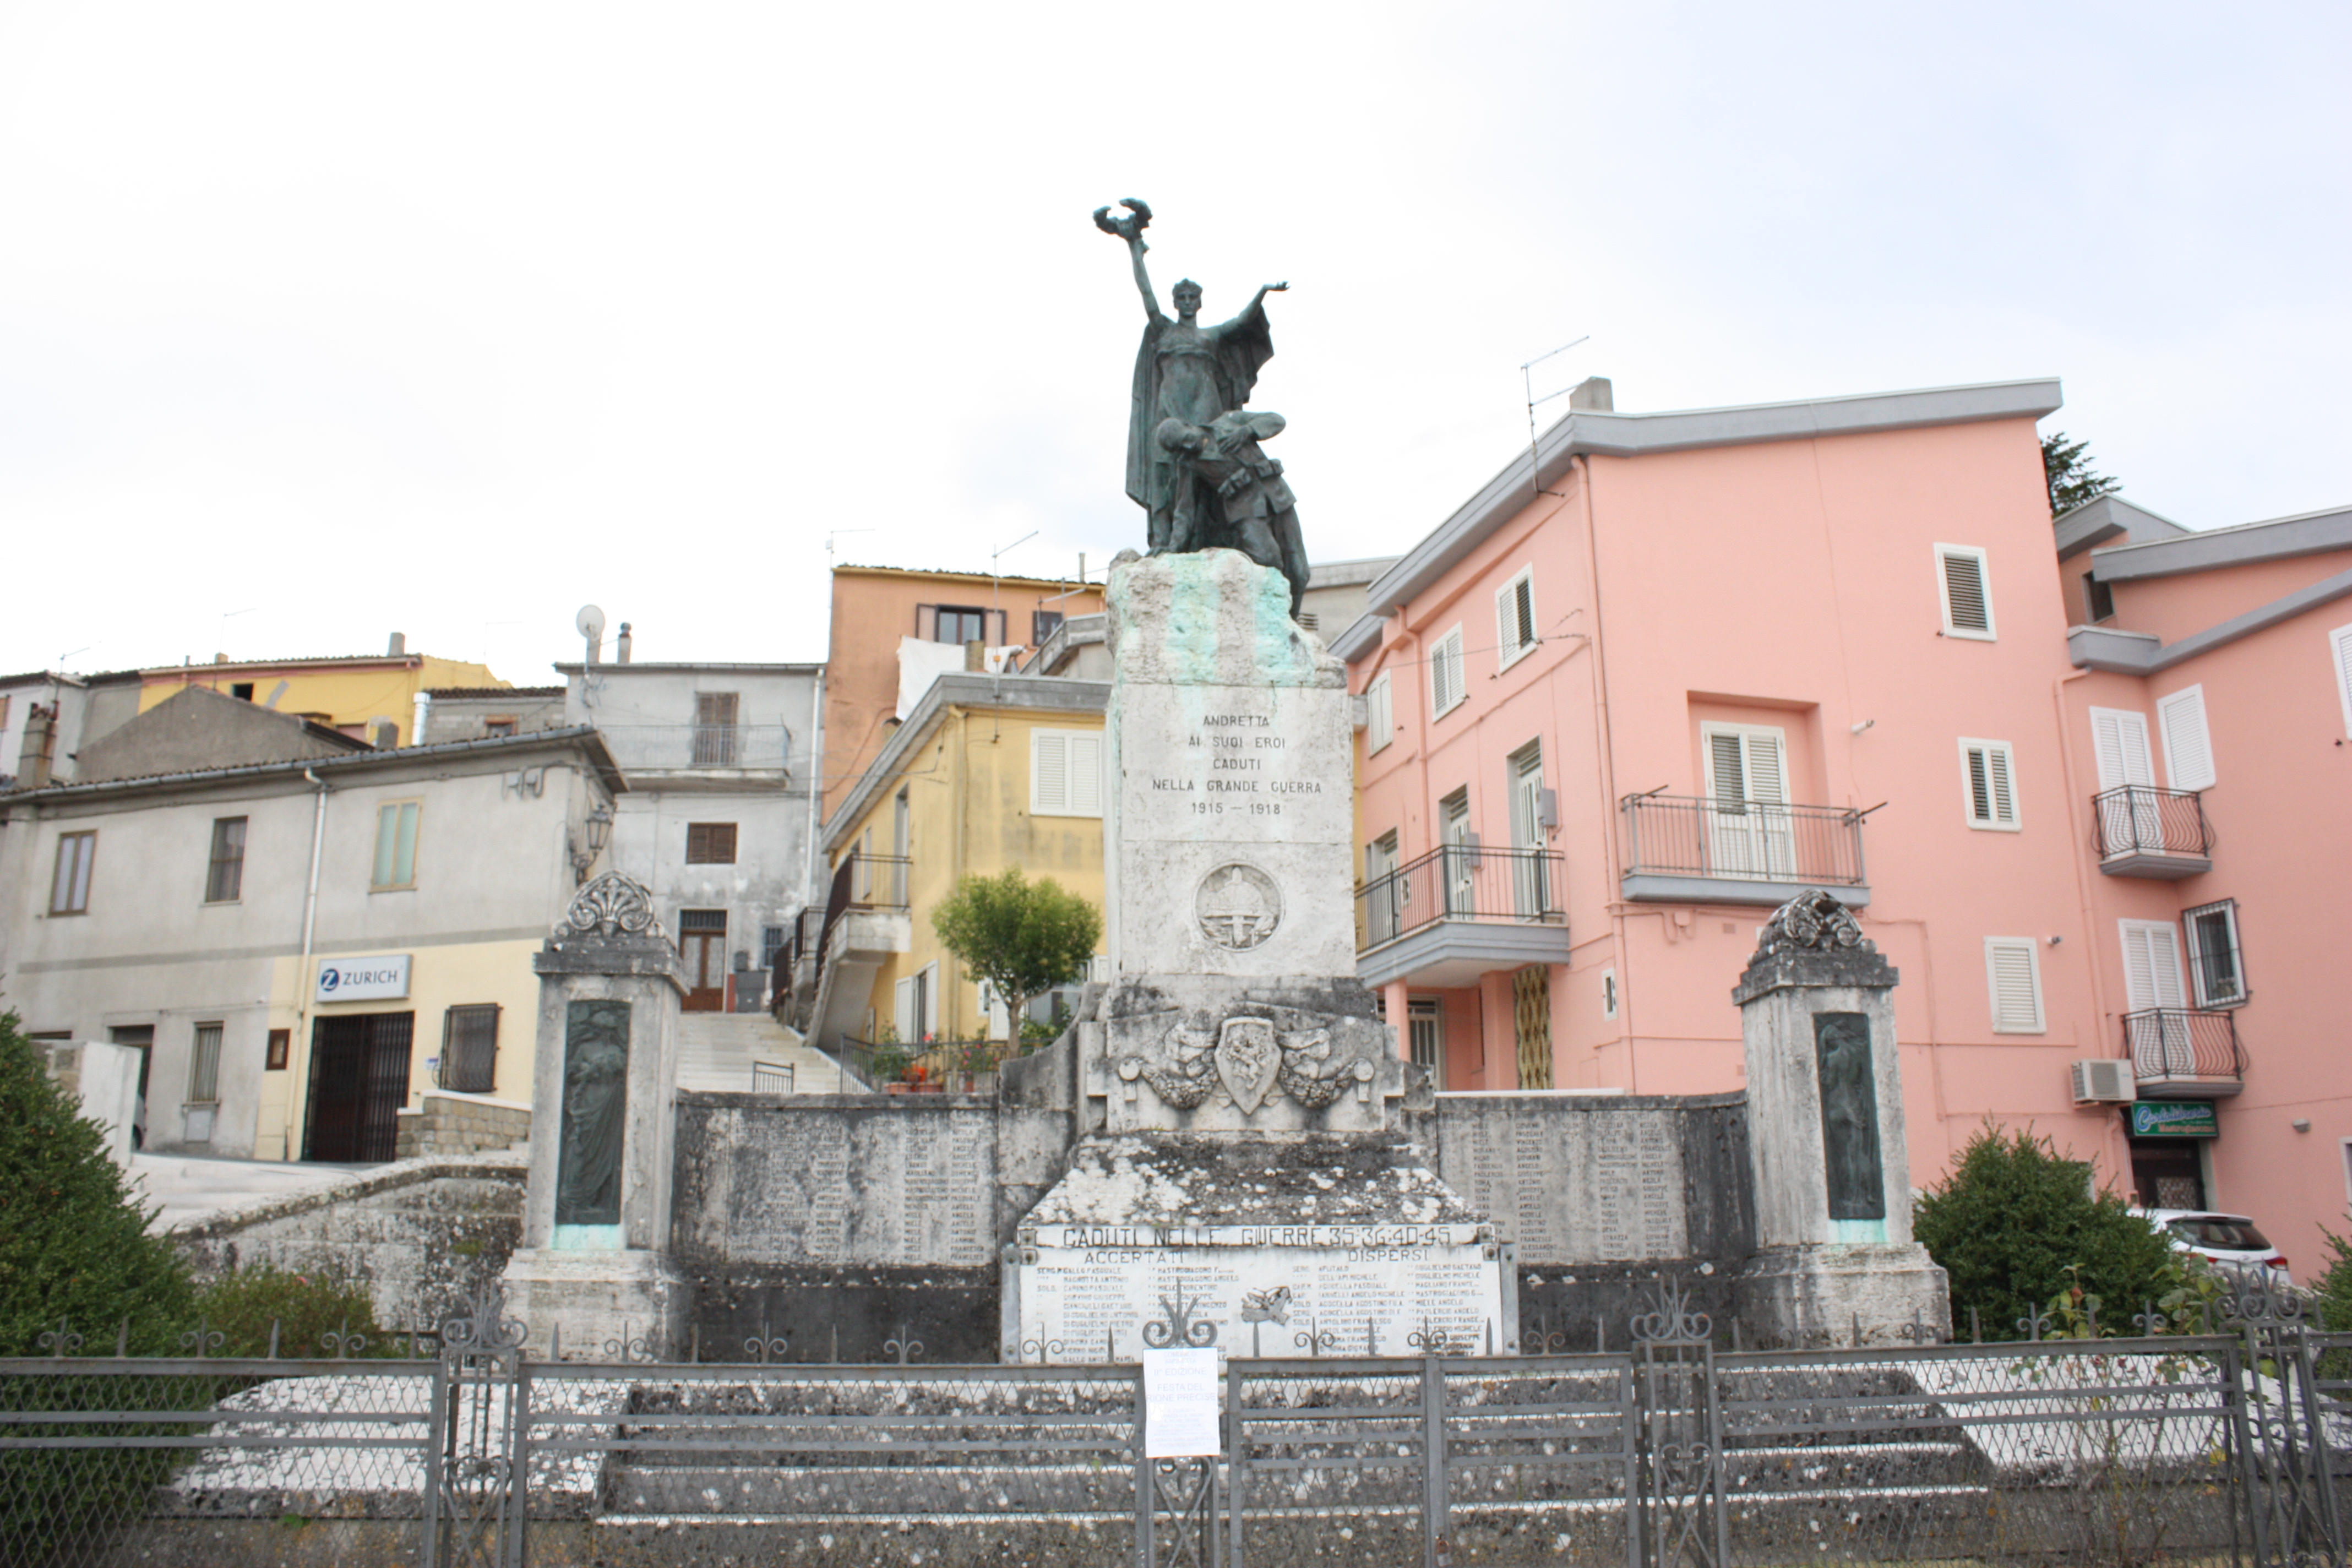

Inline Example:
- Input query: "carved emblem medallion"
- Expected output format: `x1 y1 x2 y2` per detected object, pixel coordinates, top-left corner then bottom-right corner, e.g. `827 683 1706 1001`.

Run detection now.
1195 863 1282 950
1213 1016 1282 1114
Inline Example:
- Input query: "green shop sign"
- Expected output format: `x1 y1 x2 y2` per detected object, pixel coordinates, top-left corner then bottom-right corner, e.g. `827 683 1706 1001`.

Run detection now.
2130 1101 2219 1139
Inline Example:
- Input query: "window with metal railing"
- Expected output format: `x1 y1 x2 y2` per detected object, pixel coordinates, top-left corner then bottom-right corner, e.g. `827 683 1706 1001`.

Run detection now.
439 1005 500 1093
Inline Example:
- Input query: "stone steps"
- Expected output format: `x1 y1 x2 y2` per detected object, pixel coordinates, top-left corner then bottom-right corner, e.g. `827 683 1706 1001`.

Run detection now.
675 1012 843 1093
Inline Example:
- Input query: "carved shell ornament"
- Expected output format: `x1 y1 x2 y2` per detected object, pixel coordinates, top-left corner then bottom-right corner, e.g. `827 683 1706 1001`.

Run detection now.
558 871 667 942
1752 888 1875 960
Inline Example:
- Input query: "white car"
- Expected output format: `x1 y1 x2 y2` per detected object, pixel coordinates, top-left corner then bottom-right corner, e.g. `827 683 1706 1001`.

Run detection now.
2137 1208 2294 1288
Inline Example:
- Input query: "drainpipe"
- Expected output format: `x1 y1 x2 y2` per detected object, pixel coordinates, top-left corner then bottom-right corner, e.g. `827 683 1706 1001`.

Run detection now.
2051 665 2130 1182
1576 455 1634 1095
285 767 330 1160
803 666 825 924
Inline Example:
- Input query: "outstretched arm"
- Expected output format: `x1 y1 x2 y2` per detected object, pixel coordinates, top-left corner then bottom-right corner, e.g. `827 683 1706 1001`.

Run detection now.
1130 237 1164 321
1247 281 1290 314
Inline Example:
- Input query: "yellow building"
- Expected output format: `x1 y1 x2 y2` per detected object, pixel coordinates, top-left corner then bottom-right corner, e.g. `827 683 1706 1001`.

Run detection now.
137 636 505 748
809 669 1109 1050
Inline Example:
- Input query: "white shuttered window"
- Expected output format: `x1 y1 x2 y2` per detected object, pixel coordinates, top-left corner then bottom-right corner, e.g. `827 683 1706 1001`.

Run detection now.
1364 672 1393 755
2120 919 2189 1012
1702 723 1793 878
1430 626 1467 718
1030 729 1103 817
1958 739 2019 829
1935 545 1996 639
2155 685 2215 791
1495 569 1538 671
2088 708 2155 792
1983 939 2045 1033
2331 623 2352 738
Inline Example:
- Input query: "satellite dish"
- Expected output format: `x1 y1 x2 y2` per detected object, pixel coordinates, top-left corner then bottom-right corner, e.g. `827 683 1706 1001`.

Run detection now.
575 605 606 643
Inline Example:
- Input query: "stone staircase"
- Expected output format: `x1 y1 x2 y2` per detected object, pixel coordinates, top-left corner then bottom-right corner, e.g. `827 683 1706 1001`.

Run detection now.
676 1011 854 1095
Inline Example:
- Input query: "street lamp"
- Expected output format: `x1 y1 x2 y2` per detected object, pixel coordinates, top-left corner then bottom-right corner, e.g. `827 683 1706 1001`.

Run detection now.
574 802 615 884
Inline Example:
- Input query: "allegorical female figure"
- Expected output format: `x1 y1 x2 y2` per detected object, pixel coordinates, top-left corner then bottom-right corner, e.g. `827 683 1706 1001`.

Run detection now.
1096 200 1294 571
557 1001 631 1227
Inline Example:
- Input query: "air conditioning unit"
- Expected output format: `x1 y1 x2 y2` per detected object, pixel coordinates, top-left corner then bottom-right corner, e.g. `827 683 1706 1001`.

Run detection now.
2071 1059 2137 1106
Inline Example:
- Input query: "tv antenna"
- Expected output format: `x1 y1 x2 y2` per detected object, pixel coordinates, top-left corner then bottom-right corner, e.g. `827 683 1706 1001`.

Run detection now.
826 529 875 564
1521 335 1591 493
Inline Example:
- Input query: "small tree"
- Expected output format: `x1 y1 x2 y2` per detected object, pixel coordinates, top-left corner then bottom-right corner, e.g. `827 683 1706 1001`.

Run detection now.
930 867 1103 1046
0 1011 192 1354
1913 1123 2176 1340
2043 430 2122 518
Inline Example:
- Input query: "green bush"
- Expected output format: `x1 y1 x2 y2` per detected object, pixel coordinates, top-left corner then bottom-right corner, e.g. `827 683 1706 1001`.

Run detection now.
190 1264 394 1359
0 1012 205 1561
0 1011 193 1354
1914 1124 2179 1340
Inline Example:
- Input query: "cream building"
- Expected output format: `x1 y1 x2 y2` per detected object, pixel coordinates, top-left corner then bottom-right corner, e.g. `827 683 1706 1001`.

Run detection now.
0 727 622 1161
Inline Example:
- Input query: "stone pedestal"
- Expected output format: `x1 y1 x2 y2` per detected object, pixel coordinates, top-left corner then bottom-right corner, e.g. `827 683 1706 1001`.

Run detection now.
1727 891 1949 1347
1006 550 1505 1360
500 873 692 1359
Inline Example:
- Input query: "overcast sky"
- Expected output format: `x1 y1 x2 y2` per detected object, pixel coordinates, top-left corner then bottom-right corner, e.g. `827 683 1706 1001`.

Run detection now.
4 3 2344 682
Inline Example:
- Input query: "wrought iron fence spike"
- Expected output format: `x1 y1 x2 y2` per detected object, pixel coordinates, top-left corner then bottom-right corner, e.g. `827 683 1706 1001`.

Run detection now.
1969 1305 1980 1344
690 1322 700 1363
268 1319 281 1359
116 1317 128 1358
552 1321 562 1363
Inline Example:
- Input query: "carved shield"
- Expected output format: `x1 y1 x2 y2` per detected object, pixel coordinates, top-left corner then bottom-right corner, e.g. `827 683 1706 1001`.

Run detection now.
1213 1017 1281 1114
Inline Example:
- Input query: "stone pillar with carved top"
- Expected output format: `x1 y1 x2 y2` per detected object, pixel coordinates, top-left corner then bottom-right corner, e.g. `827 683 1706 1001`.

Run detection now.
1729 890 1950 1348
1003 549 1511 1363
499 871 693 1360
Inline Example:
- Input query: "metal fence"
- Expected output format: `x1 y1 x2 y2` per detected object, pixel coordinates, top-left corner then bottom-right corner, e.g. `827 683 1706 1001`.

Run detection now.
1620 794 1868 888
2125 1006 2245 1085
1355 846 1565 951
2094 784 2212 859
0 1278 2343 1568
592 723 792 771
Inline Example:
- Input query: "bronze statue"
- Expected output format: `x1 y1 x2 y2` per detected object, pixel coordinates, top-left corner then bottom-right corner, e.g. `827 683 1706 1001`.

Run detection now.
556 999 631 1226
1097 199 1309 614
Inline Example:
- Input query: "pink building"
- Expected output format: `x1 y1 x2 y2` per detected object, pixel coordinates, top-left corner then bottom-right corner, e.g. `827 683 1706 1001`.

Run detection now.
1335 376 2352 1273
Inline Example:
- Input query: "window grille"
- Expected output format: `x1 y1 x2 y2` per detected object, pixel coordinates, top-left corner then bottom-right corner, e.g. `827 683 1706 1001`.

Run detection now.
440 1005 501 1093
1512 966 1553 1090
2183 900 2247 1007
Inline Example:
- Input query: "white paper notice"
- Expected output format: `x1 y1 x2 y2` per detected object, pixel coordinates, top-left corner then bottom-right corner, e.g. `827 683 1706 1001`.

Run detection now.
1142 1348 1222 1457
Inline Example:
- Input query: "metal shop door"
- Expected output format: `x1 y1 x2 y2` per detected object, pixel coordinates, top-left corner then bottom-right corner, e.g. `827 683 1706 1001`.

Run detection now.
302 1010 414 1162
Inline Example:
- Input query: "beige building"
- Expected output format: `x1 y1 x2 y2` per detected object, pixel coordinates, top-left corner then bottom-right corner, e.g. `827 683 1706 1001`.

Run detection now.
1 723 622 1161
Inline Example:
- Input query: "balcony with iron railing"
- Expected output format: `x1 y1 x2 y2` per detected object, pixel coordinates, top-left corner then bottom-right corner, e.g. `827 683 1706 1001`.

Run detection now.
1353 846 1570 989
2092 786 2212 879
2122 1008 2244 1097
594 723 792 775
1619 793 1870 906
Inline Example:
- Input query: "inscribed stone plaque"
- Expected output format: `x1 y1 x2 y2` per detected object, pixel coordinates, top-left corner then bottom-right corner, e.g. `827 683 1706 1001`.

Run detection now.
1016 1223 1504 1363
1435 1097 1688 1264
556 999 630 1226
1814 1012 1885 1221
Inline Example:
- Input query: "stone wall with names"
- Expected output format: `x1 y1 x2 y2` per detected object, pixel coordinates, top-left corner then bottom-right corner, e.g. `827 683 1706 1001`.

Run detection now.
1433 1093 1751 1266
672 1097 998 1269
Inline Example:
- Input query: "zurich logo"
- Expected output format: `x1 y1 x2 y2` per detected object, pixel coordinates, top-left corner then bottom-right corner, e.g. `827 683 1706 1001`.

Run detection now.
319 968 340 992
